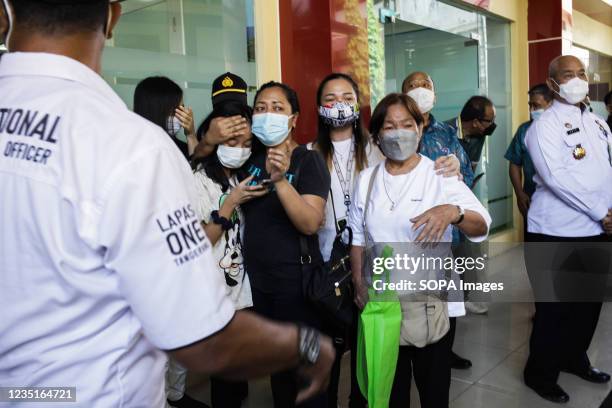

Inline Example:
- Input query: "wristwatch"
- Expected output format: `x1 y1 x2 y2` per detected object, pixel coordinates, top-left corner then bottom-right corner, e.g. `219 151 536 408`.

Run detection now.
298 325 321 366
452 205 465 225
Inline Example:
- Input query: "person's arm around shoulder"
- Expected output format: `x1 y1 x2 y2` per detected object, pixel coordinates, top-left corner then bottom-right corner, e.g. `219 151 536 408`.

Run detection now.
449 134 475 187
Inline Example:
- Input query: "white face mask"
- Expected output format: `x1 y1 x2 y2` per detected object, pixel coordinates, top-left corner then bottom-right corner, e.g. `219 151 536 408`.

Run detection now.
530 109 545 121
216 145 251 169
379 129 420 161
552 77 589 105
406 87 435 114
166 116 182 137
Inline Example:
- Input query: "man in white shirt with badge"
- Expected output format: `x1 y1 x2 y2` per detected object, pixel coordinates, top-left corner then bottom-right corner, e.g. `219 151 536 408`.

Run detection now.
0 1 334 407
524 55 612 404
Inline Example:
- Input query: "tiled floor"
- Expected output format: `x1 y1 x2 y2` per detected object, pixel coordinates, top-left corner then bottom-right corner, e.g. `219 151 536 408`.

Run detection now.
187 245 612 407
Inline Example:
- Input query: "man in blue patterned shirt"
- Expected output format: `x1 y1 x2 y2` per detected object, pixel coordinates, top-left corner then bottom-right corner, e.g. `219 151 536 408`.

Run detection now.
402 71 476 371
402 72 475 187
504 84 553 241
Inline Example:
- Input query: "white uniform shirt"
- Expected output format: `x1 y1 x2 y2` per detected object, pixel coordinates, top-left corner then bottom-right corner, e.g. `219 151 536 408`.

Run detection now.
348 157 492 317
526 100 612 237
0 53 235 408
193 171 253 310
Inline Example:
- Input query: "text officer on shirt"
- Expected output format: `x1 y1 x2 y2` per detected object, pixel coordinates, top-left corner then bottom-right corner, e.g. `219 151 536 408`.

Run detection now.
0 1 334 407
523 55 612 404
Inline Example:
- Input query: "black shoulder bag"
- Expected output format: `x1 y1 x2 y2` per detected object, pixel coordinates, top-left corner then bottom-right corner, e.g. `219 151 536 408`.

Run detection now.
296 152 354 330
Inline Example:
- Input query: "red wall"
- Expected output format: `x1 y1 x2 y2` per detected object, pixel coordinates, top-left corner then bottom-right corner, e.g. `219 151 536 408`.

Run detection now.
279 0 371 144
528 0 563 86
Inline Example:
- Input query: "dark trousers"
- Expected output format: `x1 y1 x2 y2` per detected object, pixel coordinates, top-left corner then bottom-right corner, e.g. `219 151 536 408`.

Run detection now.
211 307 251 408
448 317 457 352
389 329 452 408
348 307 367 408
210 377 248 408
252 285 327 408
524 233 610 388
324 307 366 408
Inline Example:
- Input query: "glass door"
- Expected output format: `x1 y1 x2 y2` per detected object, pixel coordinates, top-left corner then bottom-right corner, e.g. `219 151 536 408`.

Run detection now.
383 18 488 204
371 0 515 234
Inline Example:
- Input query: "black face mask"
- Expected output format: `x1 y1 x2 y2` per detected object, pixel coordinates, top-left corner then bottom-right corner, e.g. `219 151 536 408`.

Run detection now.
482 122 497 136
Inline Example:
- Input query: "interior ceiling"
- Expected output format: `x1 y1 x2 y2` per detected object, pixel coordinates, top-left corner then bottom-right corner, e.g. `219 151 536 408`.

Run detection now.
573 0 612 26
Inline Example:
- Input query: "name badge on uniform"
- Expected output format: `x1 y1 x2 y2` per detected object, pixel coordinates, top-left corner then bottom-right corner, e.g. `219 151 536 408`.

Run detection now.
573 144 586 160
566 128 580 135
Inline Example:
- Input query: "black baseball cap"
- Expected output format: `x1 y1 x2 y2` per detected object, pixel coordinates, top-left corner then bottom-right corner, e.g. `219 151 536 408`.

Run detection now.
211 72 248 108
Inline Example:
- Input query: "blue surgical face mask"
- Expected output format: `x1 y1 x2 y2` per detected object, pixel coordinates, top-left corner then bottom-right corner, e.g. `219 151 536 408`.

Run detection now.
530 109 545 121
251 113 293 146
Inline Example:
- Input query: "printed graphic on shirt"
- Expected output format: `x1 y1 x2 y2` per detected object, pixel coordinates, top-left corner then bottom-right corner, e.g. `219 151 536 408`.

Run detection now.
246 163 295 189
0 108 60 165
217 194 246 287
155 204 210 266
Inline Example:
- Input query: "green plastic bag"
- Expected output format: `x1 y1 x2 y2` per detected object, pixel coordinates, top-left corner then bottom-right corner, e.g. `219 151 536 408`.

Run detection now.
356 245 402 408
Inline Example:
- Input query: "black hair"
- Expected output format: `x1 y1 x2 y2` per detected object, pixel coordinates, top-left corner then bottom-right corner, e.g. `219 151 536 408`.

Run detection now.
253 81 300 114
11 0 109 35
314 73 369 172
193 102 255 192
528 83 553 102
369 93 424 145
460 95 494 122
604 90 612 106
133 76 183 131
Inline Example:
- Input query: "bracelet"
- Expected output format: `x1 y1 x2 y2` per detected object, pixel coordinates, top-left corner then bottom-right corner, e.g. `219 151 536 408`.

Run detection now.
298 325 321 366
210 210 234 231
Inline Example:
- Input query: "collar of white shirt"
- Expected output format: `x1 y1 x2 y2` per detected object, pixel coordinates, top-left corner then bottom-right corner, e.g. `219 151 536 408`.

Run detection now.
0 52 126 108
550 99 584 116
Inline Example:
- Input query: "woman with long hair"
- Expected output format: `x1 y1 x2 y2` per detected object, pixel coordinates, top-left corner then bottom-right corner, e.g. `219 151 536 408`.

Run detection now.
134 76 197 160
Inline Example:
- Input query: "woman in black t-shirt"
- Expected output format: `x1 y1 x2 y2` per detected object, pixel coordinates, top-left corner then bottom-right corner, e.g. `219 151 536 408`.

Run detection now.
241 82 331 408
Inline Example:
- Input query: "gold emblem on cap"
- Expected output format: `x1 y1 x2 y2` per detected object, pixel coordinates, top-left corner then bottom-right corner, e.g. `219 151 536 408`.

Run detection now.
221 76 234 88
573 144 586 160
565 123 572 129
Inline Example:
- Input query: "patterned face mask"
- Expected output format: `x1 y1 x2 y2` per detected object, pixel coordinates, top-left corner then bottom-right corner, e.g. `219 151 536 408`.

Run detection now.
166 116 182 137
318 102 360 128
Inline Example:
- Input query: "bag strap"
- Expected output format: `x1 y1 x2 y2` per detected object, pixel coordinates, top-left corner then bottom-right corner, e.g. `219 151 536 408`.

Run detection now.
329 187 341 234
362 164 380 251
293 148 313 265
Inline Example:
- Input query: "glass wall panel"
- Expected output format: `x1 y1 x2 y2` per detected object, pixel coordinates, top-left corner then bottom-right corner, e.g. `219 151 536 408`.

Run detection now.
371 0 514 233
569 45 612 120
102 0 257 142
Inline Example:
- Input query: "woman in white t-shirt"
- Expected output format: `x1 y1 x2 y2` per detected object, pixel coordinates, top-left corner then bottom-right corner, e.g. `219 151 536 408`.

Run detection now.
349 93 491 408
192 103 268 408
310 73 464 408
